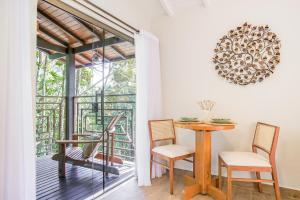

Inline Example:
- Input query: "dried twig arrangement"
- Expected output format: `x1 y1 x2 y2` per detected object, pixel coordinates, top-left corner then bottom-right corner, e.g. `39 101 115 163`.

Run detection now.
198 100 215 111
213 22 281 85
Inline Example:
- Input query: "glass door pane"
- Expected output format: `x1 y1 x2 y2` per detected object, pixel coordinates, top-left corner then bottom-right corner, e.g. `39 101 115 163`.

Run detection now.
36 1 136 198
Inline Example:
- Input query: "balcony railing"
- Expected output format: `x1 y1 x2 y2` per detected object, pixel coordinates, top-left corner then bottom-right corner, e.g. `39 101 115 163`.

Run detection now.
74 94 136 162
36 94 136 162
36 96 65 157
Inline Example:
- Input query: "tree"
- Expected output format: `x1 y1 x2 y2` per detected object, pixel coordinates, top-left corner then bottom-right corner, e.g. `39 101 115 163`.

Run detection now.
35 49 136 161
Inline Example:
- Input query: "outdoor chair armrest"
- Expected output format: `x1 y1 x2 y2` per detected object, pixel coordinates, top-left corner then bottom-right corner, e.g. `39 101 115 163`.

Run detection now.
56 140 99 144
72 133 94 137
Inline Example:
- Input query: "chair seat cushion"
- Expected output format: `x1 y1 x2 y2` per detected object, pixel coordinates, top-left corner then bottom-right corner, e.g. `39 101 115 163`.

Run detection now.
152 144 194 158
219 151 271 167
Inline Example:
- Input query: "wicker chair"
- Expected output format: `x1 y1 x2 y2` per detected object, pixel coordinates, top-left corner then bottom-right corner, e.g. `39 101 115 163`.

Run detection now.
218 122 280 200
52 115 122 177
148 119 195 194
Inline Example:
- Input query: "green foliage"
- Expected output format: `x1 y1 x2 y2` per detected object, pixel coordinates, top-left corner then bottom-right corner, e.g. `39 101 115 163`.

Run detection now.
75 67 93 95
35 49 136 160
106 59 136 94
80 68 93 86
76 59 136 96
36 50 66 96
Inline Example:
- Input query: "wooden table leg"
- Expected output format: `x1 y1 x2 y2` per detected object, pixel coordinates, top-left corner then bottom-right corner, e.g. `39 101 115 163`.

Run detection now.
182 184 201 200
196 131 211 194
182 131 226 200
58 143 66 178
207 185 226 200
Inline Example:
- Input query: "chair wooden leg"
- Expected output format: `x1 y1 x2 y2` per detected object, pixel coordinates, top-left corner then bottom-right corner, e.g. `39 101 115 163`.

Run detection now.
58 143 66 178
256 172 263 192
150 154 153 182
169 159 174 195
271 166 281 200
192 154 195 178
227 168 232 200
218 156 222 189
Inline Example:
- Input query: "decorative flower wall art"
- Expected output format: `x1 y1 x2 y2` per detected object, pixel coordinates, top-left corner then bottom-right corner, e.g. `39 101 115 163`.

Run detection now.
213 22 281 85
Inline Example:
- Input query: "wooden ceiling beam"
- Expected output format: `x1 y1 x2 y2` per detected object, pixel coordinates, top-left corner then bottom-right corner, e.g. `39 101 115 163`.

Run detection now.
111 45 127 59
37 36 67 54
79 53 91 62
96 50 110 63
38 25 68 47
110 54 135 62
49 36 118 60
39 48 52 55
74 18 101 40
76 54 135 68
38 9 85 45
75 57 85 65
49 53 65 60
74 37 123 54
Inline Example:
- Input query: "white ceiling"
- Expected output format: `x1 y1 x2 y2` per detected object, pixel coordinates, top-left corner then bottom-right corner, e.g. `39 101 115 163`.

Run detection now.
159 0 211 16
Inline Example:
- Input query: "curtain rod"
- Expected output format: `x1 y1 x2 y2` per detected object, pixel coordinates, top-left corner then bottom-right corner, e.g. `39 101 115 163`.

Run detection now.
74 0 136 35
82 0 140 34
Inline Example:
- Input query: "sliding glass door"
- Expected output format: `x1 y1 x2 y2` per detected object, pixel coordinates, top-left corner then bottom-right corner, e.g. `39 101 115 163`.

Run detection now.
36 1 136 199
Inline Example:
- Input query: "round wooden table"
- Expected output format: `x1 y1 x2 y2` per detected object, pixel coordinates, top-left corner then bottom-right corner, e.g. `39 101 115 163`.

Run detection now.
174 122 235 200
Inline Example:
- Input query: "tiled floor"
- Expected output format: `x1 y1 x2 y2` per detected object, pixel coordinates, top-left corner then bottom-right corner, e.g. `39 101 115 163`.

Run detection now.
100 170 300 200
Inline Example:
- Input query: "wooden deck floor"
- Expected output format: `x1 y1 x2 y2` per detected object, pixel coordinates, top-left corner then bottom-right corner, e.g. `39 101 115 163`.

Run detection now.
36 156 135 200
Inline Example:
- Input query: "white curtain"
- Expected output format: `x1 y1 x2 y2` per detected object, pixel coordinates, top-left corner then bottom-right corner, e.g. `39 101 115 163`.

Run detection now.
135 31 163 186
0 0 37 199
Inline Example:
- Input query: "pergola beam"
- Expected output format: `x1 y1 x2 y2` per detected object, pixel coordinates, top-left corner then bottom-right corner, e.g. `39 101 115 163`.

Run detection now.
76 54 135 68
38 25 68 47
38 9 85 45
37 37 67 54
111 54 135 62
96 50 110 63
49 53 65 60
111 45 127 59
79 53 91 62
75 18 101 40
74 37 123 54
75 57 85 65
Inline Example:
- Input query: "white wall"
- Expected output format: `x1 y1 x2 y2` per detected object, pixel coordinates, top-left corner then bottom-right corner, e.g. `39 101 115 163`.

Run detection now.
152 0 300 190
89 0 164 31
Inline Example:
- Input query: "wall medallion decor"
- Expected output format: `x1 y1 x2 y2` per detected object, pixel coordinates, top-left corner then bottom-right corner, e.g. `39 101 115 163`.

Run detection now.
213 22 281 85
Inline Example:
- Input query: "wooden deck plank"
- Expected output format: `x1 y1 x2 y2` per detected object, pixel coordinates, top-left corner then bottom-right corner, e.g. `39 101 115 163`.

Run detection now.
36 156 134 200
37 168 97 197
37 171 105 199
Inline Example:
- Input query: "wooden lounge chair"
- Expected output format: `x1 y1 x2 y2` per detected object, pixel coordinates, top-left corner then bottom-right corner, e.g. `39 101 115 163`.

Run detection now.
52 115 122 178
72 132 124 165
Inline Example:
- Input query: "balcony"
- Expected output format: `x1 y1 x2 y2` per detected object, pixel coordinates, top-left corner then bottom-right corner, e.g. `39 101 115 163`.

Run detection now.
36 156 134 200
36 94 136 199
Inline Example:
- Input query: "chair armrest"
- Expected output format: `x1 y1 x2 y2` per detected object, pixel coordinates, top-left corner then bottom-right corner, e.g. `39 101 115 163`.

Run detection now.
56 140 100 144
72 133 94 137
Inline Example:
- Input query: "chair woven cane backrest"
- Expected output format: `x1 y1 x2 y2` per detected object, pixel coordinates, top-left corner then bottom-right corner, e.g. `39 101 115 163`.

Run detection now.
149 120 175 141
253 122 279 154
